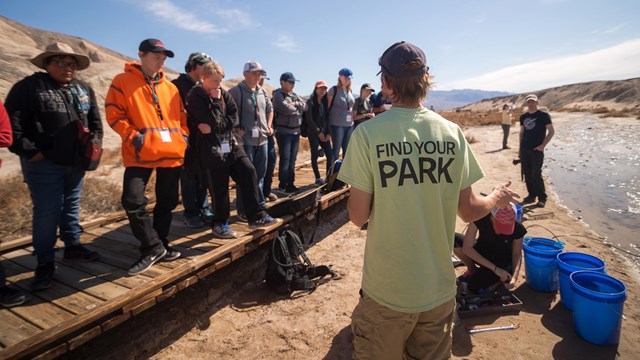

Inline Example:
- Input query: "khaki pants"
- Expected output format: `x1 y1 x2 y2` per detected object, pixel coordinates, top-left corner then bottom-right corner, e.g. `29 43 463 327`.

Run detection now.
351 293 455 360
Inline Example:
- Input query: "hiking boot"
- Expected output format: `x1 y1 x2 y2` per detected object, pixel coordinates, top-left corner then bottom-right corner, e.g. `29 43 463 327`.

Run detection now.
537 200 546 208
31 262 55 292
0 286 31 308
201 208 214 225
128 248 167 276
521 196 536 205
184 215 205 229
315 178 326 186
212 222 237 239
163 247 181 261
63 245 100 262
249 215 282 229
236 212 248 223
273 187 290 196
266 193 278 202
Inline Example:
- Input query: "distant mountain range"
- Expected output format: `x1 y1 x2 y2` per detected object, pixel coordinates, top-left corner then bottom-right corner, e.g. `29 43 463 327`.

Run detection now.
424 89 513 111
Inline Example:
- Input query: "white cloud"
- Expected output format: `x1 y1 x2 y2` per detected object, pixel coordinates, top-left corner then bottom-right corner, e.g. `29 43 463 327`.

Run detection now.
145 0 228 34
440 39 640 92
215 8 257 29
273 35 301 53
591 23 627 35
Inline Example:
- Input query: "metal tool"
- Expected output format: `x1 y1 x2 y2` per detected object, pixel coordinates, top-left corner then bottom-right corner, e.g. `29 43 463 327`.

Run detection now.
467 323 519 334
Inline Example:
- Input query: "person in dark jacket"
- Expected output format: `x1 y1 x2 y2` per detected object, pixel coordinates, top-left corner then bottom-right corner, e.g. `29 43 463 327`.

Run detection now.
272 72 307 194
172 52 215 229
5 42 103 291
186 61 281 239
304 80 333 185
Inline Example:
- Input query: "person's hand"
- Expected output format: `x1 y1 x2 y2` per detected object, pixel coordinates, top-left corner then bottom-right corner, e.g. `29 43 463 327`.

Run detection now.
492 181 519 208
494 266 511 283
132 133 144 152
533 144 545 152
504 276 518 290
28 152 45 162
266 126 274 136
325 134 331 142
198 123 212 134
233 128 245 137
367 113 375 119
318 133 326 142
209 88 221 99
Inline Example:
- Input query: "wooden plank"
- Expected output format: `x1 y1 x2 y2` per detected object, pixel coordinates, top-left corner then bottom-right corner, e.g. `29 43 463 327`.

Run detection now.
156 285 179 303
122 288 162 313
0 310 41 347
67 325 101 351
130 297 157 316
1 259 104 315
4 249 130 301
31 343 67 360
100 312 131 332
53 252 152 289
8 296 75 330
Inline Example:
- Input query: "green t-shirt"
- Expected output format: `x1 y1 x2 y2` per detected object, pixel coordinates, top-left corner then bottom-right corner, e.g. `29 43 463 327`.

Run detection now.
338 107 484 313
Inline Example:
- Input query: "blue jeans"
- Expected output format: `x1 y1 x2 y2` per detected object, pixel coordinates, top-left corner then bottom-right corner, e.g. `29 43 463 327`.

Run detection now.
308 133 333 180
276 132 300 189
180 170 210 217
263 135 277 197
331 125 353 161
20 158 85 264
236 143 267 212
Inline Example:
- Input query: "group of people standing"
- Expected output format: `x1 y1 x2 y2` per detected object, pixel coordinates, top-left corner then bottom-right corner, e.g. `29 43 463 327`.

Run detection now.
1 37 556 360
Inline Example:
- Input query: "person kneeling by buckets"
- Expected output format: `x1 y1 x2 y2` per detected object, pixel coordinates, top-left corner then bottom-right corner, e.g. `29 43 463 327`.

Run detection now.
454 205 526 294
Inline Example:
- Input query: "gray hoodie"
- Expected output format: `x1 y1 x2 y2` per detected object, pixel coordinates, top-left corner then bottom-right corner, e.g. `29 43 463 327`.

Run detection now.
228 81 273 146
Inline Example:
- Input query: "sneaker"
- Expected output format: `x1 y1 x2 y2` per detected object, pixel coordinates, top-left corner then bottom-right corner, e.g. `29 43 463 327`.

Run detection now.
163 247 181 261
201 208 214 224
128 248 167 276
183 215 205 229
31 262 55 292
318 148 325 157
236 212 248 223
285 185 300 194
315 178 326 186
212 222 237 239
63 245 100 262
249 215 282 229
266 193 278 202
521 196 536 205
0 286 31 308
537 200 546 208
273 187 290 196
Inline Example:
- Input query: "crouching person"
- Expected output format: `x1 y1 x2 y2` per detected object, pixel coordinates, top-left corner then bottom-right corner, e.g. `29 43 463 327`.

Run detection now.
186 61 281 239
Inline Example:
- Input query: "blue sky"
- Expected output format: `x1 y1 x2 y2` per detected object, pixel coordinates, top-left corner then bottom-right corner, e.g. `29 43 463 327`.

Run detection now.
3 0 640 94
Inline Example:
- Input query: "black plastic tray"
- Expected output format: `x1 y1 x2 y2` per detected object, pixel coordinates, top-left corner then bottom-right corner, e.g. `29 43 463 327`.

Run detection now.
457 292 523 318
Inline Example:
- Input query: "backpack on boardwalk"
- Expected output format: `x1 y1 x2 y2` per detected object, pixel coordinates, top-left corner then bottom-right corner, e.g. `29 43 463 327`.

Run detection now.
265 229 340 294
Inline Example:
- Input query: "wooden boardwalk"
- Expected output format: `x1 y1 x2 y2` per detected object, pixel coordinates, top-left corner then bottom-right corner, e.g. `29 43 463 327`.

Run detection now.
0 161 350 360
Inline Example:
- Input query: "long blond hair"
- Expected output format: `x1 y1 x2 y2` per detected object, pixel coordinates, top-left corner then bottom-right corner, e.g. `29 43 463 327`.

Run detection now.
336 76 352 93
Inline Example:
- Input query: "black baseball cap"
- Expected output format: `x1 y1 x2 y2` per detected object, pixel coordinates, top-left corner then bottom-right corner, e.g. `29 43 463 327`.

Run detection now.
361 83 375 91
139 38 175 58
280 72 299 82
377 41 428 78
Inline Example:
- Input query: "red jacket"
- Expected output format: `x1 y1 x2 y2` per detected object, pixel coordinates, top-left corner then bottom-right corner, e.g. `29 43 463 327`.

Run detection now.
105 62 188 168
0 99 11 169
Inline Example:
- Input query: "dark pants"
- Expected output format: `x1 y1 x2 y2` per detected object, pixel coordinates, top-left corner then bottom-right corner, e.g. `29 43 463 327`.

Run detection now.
203 156 267 224
0 264 5 287
121 166 181 256
276 132 300 189
308 133 333 180
263 135 277 197
468 264 513 294
180 170 210 217
501 124 510 148
521 149 546 201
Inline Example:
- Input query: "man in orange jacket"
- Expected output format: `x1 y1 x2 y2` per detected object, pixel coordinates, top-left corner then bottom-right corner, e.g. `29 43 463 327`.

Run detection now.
106 38 189 276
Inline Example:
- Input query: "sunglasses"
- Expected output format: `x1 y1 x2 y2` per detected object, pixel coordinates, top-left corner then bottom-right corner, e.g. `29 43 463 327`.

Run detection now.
50 59 79 70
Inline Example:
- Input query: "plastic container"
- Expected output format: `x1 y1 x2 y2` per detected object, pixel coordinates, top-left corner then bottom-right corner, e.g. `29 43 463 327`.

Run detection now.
557 252 606 310
514 204 523 222
492 205 516 235
570 271 626 345
523 237 565 292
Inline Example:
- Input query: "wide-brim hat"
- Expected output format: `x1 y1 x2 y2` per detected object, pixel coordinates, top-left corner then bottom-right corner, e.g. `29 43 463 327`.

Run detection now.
31 42 90 70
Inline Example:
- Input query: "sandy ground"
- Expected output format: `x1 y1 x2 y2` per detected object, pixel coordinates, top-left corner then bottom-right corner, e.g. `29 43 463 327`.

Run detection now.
140 114 640 360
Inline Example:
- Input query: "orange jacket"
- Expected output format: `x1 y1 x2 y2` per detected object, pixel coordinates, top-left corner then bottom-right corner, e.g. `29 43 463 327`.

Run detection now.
105 62 188 168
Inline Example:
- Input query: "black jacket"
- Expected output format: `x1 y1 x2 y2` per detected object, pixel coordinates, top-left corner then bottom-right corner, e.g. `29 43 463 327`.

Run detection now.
5 72 103 166
186 84 246 169
304 95 331 137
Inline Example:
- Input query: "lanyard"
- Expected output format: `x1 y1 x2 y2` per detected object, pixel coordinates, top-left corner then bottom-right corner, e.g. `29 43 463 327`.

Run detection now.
147 78 164 122
341 88 350 109
251 89 259 124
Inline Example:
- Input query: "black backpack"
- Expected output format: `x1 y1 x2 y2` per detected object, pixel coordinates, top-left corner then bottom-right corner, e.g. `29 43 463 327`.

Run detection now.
265 229 340 294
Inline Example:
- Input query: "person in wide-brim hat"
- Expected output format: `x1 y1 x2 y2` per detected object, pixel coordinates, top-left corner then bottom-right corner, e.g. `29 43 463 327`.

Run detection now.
30 42 90 70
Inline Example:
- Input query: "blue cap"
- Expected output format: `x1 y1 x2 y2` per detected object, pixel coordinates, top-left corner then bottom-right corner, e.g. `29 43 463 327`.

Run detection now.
338 68 353 78
280 72 298 82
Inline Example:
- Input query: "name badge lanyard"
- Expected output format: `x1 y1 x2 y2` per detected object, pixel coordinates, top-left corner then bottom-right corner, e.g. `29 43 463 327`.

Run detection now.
251 90 260 138
343 89 353 123
149 80 172 143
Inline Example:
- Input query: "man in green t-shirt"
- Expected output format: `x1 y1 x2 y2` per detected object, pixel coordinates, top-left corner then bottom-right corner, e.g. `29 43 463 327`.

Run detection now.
338 41 519 359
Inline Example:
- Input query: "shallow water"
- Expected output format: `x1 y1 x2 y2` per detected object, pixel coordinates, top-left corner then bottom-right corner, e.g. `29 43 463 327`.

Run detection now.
545 113 640 271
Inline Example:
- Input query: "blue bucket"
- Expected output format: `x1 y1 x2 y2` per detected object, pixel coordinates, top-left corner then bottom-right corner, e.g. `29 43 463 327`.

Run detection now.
570 271 626 345
523 237 565 292
557 252 606 310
